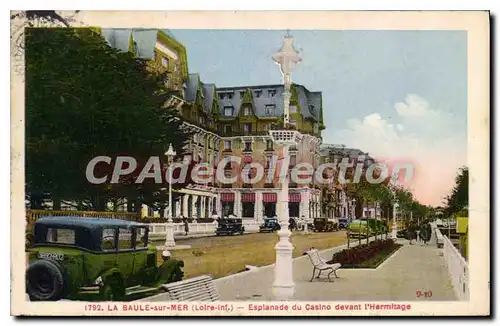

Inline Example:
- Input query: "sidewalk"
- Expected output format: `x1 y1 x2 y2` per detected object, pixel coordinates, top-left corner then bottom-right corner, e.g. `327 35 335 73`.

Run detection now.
213 240 456 301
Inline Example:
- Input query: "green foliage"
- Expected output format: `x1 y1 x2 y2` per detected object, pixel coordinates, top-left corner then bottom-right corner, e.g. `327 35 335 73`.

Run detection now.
25 28 190 210
444 166 468 216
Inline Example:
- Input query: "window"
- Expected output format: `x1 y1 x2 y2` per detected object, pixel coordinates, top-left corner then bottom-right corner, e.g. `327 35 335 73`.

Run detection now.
218 93 225 100
135 227 148 249
243 107 251 116
224 140 232 150
254 90 262 98
227 92 234 99
244 141 252 151
164 76 169 85
161 57 169 67
102 228 116 250
265 154 273 168
265 104 275 116
290 154 297 167
224 106 233 116
308 104 315 113
268 89 276 97
243 123 252 134
224 125 232 135
118 228 133 250
266 139 274 150
46 228 75 245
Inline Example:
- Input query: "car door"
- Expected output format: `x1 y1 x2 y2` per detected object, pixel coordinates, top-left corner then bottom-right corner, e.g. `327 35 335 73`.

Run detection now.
115 227 136 287
132 227 149 278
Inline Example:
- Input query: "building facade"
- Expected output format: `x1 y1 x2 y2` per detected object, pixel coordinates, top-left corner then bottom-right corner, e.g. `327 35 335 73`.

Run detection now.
101 28 329 223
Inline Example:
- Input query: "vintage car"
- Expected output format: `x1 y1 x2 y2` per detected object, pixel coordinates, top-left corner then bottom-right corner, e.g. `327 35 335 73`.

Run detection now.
338 218 349 229
312 217 338 232
259 217 281 233
25 216 184 301
348 219 387 238
215 218 245 236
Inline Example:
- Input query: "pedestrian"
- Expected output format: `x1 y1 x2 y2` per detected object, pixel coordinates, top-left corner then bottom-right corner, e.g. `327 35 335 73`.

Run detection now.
183 217 189 236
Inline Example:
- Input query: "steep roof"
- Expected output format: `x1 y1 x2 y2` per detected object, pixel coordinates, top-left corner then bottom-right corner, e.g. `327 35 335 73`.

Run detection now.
214 84 322 121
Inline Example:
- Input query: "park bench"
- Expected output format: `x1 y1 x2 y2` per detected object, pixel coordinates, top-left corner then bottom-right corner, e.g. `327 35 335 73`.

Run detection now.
159 275 220 301
306 249 341 282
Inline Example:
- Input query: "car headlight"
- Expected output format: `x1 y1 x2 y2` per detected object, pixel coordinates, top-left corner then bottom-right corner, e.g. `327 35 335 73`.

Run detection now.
94 276 104 286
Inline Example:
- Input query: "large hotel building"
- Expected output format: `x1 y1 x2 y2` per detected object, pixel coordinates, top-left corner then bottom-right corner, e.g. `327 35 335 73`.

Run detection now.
98 29 367 223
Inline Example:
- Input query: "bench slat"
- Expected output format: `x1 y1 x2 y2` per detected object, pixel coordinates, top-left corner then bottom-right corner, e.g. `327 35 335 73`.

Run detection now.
161 275 219 302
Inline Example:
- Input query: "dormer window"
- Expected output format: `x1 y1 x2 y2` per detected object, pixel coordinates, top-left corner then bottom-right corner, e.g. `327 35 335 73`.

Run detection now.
218 93 225 100
254 90 262 98
265 104 275 116
227 92 234 100
268 89 276 97
224 106 234 116
309 104 315 113
243 107 251 116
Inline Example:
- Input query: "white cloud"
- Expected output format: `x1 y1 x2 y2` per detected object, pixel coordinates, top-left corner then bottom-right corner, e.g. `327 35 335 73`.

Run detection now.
333 94 466 206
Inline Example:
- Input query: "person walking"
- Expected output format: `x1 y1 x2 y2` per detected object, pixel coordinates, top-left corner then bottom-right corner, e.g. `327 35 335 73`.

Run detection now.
183 216 189 236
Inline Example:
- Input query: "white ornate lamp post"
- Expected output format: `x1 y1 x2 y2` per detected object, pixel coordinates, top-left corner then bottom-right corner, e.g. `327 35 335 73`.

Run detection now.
351 199 356 222
269 31 302 301
164 144 177 250
391 195 399 239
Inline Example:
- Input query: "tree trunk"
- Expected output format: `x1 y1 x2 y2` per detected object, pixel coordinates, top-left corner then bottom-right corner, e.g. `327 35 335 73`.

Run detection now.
127 197 134 213
52 195 61 210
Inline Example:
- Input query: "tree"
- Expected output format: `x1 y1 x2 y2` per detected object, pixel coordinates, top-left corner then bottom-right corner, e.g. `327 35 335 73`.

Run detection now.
25 28 191 211
445 166 468 216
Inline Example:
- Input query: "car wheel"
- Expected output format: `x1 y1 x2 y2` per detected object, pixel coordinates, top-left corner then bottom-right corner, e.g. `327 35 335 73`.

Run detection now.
26 260 65 301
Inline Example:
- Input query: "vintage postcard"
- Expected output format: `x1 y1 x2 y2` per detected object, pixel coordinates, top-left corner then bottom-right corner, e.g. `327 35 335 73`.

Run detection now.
11 11 490 316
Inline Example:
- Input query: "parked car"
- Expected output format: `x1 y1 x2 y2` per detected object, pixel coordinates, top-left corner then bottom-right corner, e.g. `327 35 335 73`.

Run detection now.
348 219 371 238
259 217 281 233
216 218 245 236
338 218 349 229
312 217 338 232
25 216 184 301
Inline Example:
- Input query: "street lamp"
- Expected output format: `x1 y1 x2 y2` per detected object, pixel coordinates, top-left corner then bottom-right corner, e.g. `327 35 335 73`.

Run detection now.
351 199 356 222
269 31 302 301
164 143 176 250
391 194 399 239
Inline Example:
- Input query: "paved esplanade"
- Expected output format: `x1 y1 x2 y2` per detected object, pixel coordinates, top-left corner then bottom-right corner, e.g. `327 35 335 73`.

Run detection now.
214 240 456 301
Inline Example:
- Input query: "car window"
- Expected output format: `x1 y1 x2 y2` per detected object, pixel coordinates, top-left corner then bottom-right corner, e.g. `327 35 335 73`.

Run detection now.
135 227 148 249
46 228 75 245
118 228 133 250
102 228 116 250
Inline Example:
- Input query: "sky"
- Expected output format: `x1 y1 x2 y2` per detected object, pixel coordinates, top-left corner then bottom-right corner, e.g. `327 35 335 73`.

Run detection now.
170 30 467 206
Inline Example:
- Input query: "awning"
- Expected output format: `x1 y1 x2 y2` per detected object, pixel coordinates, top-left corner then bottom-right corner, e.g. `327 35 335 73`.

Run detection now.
263 193 277 203
241 193 256 203
221 193 235 202
289 193 301 202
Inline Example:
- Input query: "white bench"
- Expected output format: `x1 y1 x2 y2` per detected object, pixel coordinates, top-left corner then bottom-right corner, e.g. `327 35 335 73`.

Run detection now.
159 275 220 301
306 249 341 282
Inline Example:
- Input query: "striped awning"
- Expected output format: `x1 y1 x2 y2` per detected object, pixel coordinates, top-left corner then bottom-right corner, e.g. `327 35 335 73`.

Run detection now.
263 193 277 203
241 193 256 203
220 193 235 202
289 193 301 202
